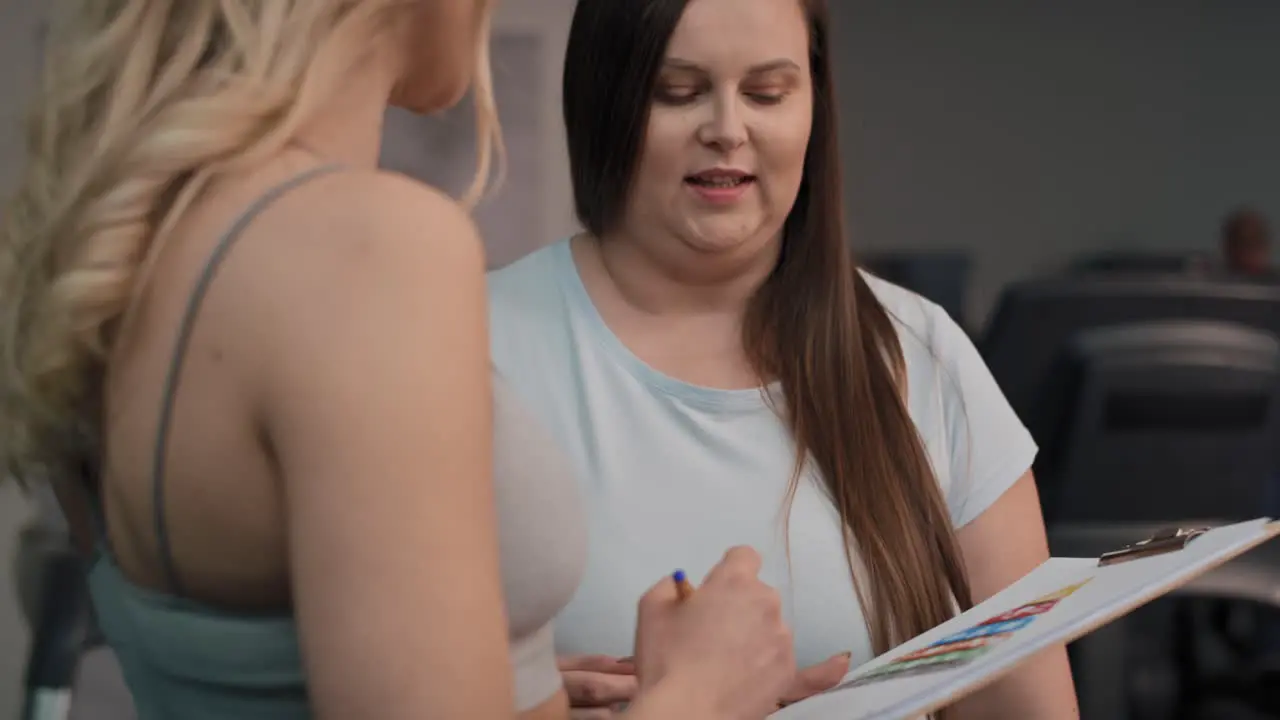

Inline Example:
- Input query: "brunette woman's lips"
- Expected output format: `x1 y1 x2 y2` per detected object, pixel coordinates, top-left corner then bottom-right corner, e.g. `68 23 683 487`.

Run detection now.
685 169 755 205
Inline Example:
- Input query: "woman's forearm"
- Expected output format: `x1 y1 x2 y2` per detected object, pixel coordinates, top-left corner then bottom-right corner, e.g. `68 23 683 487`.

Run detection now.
950 646 1078 720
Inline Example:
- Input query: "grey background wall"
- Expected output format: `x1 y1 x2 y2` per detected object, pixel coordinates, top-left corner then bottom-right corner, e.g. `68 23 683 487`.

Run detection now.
831 1 1280 324
1 1 1278 715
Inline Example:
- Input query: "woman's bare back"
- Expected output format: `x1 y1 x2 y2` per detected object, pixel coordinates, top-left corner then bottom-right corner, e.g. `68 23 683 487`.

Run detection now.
86 155 340 609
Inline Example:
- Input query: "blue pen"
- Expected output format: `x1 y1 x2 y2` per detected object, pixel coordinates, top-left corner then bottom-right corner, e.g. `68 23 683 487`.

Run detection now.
616 571 697 667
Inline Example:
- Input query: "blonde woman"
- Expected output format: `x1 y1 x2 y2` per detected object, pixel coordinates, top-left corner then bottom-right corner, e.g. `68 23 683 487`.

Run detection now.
0 2 798 719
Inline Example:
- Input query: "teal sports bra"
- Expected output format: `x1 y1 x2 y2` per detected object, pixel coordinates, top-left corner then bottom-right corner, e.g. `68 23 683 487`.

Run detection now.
82 165 586 718
87 556 308 719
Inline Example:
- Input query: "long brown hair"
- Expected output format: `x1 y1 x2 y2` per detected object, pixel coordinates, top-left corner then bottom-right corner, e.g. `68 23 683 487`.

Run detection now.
562 0 973 657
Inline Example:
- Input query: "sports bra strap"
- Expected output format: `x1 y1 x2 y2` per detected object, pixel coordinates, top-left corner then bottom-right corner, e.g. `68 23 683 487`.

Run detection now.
151 164 343 596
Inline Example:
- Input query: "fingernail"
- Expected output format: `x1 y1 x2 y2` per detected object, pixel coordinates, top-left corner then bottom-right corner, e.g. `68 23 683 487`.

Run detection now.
840 651 852 660
618 656 635 664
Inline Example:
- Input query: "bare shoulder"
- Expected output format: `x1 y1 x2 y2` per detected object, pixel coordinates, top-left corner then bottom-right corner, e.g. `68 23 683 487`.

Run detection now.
223 168 491 398
288 168 485 274
233 168 488 328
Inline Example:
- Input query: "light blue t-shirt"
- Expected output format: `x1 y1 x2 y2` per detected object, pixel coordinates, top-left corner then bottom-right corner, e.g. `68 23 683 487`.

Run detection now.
487 240 1038 668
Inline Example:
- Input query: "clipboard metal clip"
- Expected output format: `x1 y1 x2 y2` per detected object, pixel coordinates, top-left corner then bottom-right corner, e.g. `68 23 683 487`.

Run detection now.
1098 527 1210 567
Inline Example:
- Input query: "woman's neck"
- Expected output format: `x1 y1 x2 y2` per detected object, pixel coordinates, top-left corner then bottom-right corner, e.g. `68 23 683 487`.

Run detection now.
584 231 779 317
292 51 401 170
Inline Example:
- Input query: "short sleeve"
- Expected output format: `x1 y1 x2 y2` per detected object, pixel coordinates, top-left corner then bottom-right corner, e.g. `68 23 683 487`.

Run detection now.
931 307 1038 529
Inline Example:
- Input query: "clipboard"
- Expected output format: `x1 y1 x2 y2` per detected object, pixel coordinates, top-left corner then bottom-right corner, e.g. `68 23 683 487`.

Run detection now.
771 517 1280 720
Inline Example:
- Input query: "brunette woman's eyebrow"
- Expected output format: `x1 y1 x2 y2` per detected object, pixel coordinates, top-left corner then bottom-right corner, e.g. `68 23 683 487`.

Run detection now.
745 58 802 75
662 58 705 75
663 57 801 76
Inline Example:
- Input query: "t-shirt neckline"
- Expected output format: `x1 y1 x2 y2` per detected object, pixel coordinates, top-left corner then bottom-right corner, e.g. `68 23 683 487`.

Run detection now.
551 239 779 415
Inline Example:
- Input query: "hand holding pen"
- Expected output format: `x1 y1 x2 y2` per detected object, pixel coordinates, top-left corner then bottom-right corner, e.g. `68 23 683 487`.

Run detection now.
625 547 798 719
564 561 850 717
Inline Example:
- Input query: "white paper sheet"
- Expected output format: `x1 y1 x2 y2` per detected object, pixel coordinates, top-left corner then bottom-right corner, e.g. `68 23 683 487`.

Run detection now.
772 518 1278 720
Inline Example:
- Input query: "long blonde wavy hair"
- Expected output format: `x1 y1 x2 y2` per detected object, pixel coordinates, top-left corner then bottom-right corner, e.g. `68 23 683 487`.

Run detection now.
0 0 503 488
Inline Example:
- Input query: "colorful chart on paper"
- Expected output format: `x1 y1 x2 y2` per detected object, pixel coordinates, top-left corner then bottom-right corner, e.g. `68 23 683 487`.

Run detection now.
835 580 1091 689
